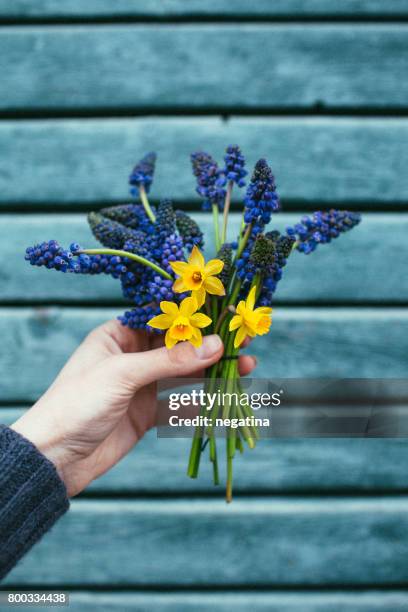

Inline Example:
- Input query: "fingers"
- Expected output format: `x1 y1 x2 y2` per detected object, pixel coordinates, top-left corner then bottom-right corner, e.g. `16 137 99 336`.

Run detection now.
151 331 254 350
53 320 148 384
84 319 145 355
113 334 224 391
241 336 253 349
159 353 257 389
238 355 257 376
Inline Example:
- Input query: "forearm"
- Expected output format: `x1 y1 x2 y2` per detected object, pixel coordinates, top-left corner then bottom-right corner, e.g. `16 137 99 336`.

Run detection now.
0 425 69 581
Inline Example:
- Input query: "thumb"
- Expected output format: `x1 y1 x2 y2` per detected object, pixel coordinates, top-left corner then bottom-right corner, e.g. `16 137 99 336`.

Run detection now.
112 334 224 390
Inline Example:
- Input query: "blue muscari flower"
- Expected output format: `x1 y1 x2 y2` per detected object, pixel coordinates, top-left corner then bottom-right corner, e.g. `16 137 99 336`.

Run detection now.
155 199 176 235
175 210 204 251
26 172 195 331
223 145 247 187
87 212 142 250
120 270 153 305
217 243 233 289
257 232 295 306
152 199 176 253
89 202 177 309
191 151 226 211
235 222 268 282
236 231 295 306
235 159 281 283
25 241 129 277
148 276 176 302
243 159 280 227
25 240 75 273
122 233 151 256
120 237 155 305
287 209 361 254
159 232 185 275
101 203 156 235
129 152 157 195
148 276 187 304
149 200 181 264
119 304 161 330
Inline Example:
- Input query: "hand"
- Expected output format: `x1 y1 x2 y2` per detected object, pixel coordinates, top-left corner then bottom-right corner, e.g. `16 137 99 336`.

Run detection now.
12 320 256 496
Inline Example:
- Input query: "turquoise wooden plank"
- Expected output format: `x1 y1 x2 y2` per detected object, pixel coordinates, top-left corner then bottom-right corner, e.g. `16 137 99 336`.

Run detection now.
1 307 407 403
5 497 408 585
2 1 408 19
3 410 408 493
1 26 408 110
1 118 408 205
4 213 404 303
23 590 408 612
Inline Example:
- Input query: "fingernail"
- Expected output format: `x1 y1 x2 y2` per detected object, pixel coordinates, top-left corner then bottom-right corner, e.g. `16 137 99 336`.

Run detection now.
195 334 223 359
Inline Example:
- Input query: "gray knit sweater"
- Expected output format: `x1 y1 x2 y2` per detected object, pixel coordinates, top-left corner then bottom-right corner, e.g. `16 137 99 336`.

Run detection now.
0 425 69 580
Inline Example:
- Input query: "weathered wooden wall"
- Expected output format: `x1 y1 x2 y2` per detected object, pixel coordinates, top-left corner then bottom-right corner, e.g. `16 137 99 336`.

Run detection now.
1 2 408 610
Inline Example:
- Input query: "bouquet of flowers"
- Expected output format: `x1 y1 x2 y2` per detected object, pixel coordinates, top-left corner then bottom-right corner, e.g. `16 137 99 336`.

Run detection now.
25 146 361 501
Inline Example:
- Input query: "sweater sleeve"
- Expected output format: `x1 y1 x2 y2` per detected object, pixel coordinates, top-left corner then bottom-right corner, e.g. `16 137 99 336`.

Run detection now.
0 425 69 580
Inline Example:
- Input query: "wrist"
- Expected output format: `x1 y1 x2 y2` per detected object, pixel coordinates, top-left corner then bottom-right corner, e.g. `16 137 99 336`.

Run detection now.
11 408 67 484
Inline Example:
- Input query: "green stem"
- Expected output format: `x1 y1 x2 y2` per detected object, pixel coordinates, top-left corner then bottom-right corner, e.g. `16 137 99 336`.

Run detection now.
211 296 218 333
226 363 237 459
187 436 203 478
211 442 220 485
219 332 236 501
218 314 230 348
204 295 212 318
228 280 242 306
214 307 229 334
236 378 260 441
235 223 252 259
221 181 233 244
226 454 233 503
250 272 263 299
207 363 221 485
80 248 172 279
188 363 217 480
225 356 238 503
212 204 221 251
236 403 256 448
139 185 156 223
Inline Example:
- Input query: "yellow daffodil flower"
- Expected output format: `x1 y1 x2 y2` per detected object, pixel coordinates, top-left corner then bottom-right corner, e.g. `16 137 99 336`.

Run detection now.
148 295 212 349
229 286 272 348
170 246 225 307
